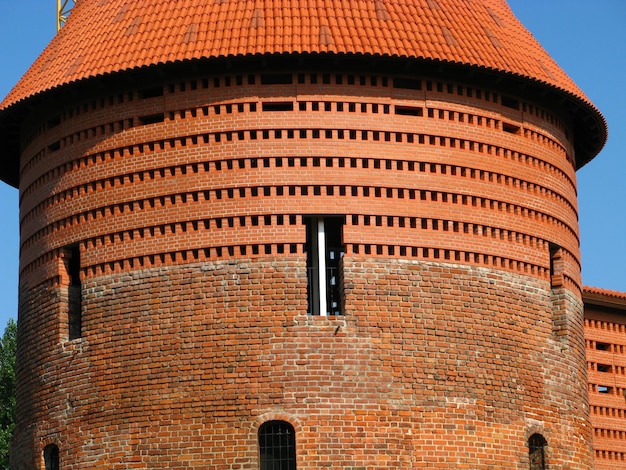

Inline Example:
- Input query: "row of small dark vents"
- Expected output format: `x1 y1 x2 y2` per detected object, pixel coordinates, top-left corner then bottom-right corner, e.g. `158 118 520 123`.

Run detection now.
20 182 580 281
27 71 566 151
20 119 576 209
26 237 562 284
38 99 564 160
20 153 579 241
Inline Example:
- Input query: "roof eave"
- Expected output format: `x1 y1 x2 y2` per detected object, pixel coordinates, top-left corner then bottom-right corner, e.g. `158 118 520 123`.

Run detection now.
584 286 626 310
0 52 607 187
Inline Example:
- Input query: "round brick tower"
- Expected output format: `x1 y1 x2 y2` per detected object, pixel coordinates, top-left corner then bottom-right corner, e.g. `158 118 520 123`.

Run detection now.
0 1 606 468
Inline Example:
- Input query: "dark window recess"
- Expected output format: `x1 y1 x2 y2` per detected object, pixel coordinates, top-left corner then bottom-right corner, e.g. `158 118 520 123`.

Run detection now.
139 113 165 125
501 95 519 109
260 73 293 85
597 364 612 373
596 342 611 351
48 141 61 152
67 246 82 340
47 115 61 129
138 86 164 98
262 102 294 112
305 216 345 316
393 77 422 90
549 243 563 288
44 444 60 470
259 421 296 470
528 434 547 470
395 106 423 117
503 122 521 134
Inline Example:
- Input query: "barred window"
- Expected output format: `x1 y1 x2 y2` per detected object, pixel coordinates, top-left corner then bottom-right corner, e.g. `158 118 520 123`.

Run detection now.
304 216 345 316
259 421 296 470
529 433 547 470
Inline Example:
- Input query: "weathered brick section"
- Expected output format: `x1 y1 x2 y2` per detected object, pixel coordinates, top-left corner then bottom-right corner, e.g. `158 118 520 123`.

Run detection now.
12 256 591 469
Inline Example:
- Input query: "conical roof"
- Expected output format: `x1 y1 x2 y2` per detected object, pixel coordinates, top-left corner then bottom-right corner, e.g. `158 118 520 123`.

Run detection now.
0 0 594 109
0 0 607 185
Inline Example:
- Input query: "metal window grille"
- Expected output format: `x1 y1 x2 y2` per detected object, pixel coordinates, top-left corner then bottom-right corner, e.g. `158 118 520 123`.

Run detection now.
529 434 547 470
259 421 296 470
304 217 345 316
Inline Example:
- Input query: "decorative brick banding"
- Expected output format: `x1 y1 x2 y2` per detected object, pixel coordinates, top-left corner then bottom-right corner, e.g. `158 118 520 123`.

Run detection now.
8 63 595 468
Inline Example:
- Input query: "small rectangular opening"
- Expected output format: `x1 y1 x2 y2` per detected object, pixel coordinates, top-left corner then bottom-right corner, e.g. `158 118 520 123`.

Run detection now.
596 342 611 351
598 385 613 394
47 115 61 129
503 122 521 134
48 141 61 152
395 106 423 117
597 364 612 373
262 102 294 112
501 95 519 110
139 113 165 125
393 77 422 90
260 73 293 85
138 86 164 99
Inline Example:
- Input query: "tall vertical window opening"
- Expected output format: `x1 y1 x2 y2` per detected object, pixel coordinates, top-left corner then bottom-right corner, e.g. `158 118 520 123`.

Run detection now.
549 242 567 338
528 433 547 470
259 420 296 470
67 245 82 339
44 444 60 470
549 243 563 289
304 217 345 316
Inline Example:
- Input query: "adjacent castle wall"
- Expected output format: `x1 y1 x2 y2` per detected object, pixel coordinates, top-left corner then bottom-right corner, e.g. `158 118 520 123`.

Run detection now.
584 290 626 469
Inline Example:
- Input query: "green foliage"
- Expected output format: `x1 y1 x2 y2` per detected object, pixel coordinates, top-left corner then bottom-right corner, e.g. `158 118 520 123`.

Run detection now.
0 319 16 470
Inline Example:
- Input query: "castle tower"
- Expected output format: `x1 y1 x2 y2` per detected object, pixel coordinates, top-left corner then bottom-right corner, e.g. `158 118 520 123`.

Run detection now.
0 1 606 468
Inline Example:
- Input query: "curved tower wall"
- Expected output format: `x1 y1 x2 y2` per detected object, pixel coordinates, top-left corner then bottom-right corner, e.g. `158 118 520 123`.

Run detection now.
11 62 592 468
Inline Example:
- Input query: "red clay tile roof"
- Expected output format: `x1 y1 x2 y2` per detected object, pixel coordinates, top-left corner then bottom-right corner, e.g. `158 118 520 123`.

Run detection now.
584 286 626 303
0 0 607 177
2 0 591 109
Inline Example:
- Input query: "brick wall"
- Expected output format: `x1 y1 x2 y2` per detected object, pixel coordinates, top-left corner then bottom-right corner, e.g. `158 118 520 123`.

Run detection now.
11 66 592 468
13 258 590 468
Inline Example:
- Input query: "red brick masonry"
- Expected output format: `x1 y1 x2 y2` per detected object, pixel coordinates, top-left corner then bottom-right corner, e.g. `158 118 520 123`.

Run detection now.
0 1 607 468
11 69 593 468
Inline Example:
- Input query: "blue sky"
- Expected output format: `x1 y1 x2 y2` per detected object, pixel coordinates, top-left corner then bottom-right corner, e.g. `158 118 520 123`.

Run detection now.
0 1 624 330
